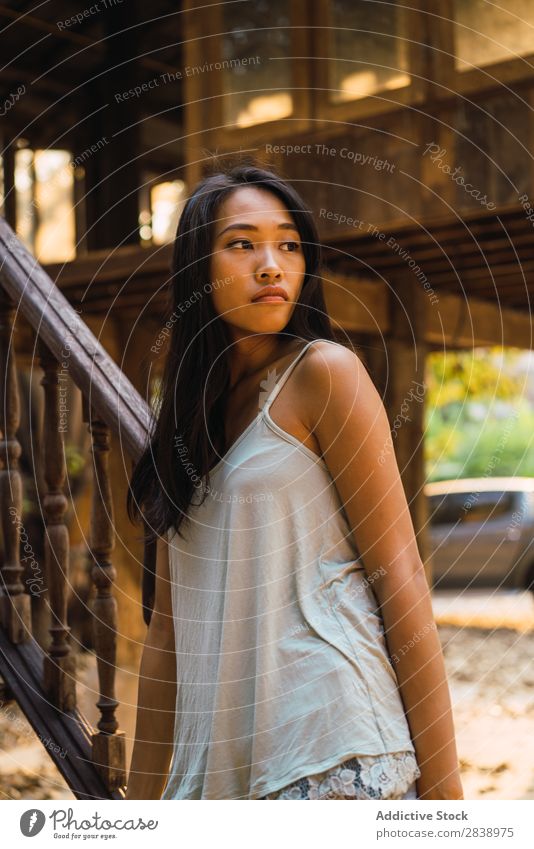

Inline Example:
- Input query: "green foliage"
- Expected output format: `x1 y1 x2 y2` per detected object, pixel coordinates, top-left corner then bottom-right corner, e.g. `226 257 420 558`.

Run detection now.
458 406 534 477
425 347 524 409
424 348 534 481
65 443 86 479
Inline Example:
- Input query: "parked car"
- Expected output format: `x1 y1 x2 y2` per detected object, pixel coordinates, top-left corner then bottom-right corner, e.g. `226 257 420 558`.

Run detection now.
425 477 534 592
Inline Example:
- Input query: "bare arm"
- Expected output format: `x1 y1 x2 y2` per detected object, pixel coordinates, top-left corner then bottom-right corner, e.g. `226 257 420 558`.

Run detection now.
304 342 463 800
125 534 177 800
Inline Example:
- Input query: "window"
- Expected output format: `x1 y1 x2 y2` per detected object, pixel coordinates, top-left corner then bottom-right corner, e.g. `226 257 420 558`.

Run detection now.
149 180 186 245
429 489 518 526
461 491 516 523
221 0 293 127
15 147 75 262
138 178 187 246
454 0 534 71
328 0 410 103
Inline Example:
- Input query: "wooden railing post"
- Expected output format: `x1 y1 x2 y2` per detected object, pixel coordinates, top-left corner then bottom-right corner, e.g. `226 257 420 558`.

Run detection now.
38 339 76 711
82 396 126 791
0 291 32 643
0 220 154 798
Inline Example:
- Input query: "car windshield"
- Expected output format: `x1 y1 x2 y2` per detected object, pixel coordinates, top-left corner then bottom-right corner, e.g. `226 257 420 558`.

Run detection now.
429 489 518 526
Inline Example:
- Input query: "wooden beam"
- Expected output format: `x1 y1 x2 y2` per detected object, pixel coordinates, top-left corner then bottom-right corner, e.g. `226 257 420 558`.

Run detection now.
426 290 534 349
323 271 533 348
0 5 181 77
43 242 173 287
391 260 534 286
39 249 533 348
321 203 533 255
322 271 389 335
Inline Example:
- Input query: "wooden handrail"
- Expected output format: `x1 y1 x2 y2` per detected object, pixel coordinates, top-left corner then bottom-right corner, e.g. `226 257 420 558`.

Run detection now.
0 217 154 460
0 217 158 797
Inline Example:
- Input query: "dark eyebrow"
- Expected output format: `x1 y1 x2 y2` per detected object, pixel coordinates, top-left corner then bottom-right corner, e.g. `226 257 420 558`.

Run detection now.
215 221 300 238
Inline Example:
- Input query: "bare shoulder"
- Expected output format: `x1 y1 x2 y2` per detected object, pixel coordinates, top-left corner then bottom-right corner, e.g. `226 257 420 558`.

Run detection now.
303 339 367 374
298 340 379 431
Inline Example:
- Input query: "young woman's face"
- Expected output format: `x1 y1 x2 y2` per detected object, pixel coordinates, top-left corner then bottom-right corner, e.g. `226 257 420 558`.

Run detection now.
209 186 306 338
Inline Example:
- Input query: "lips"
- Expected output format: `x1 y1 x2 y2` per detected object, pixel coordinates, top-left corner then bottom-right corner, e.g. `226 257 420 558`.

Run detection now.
251 286 288 302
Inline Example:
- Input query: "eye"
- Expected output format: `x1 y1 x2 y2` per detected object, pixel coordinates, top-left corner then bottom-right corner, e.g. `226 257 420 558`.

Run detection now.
280 241 301 252
227 238 253 249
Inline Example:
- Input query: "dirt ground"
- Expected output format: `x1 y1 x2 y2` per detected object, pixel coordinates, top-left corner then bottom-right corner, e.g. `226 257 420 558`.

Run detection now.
1 590 533 800
439 624 534 799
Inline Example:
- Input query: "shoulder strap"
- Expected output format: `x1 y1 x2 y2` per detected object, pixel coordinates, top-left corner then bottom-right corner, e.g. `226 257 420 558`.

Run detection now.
262 338 325 410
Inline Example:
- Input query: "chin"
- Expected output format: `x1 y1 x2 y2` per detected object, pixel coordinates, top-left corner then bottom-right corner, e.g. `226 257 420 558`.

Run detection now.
254 315 292 332
224 307 294 334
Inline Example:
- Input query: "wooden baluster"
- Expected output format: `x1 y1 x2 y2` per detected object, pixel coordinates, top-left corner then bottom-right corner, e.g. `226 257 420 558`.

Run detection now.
38 339 76 711
0 293 32 642
82 395 125 791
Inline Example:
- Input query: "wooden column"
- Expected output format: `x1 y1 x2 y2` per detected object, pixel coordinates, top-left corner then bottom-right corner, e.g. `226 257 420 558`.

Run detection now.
82 2 141 250
0 293 32 642
365 336 389 400
39 339 76 709
3 141 17 229
341 331 371 369
183 0 210 187
82 396 126 791
384 278 432 582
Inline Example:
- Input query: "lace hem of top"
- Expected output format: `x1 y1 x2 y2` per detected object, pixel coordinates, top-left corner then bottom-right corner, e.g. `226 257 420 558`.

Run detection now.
261 750 421 800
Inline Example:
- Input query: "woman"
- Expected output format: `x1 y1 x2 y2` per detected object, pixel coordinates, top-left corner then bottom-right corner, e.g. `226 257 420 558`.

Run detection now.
125 164 463 801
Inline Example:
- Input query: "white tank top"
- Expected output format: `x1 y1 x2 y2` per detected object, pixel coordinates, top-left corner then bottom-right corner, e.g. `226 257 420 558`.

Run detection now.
161 338 419 800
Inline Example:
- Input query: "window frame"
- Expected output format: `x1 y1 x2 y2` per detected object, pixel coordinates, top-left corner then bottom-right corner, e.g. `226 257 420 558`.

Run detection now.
183 0 313 146
431 0 534 100
311 0 428 122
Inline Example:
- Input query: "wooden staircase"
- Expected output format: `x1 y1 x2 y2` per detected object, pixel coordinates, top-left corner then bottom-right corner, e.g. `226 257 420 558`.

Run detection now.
0 217 155 799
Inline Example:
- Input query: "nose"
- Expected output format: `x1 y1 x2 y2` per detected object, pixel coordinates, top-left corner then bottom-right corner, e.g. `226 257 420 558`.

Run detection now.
254 246 283 283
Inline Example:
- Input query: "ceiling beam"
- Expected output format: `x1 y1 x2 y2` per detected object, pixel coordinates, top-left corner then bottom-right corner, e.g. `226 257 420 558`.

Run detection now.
42 248 533 348
0 5 181 76
323 271 533 349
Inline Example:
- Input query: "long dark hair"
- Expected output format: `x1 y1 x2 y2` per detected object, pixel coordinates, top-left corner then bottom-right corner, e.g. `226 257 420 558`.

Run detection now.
127 164 336 623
